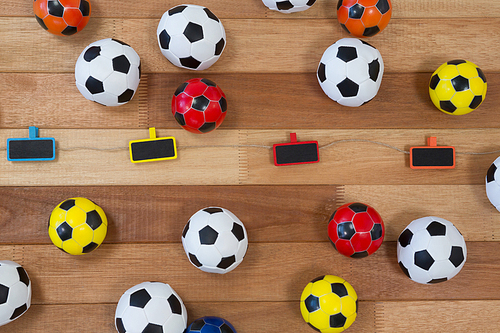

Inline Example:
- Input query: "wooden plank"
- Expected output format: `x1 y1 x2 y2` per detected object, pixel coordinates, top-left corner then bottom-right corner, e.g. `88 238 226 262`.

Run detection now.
1 242 498 304
0 18 498 73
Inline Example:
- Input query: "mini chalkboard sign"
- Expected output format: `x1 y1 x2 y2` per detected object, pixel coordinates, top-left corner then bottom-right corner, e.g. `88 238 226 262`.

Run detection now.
273 133 319 166
129 127 177 163
410 137 455 169
7 126 56 161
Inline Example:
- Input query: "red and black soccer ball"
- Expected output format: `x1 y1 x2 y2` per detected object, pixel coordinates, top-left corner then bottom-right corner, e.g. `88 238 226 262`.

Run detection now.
34 0 91 36
172 78 227 134
328 202 385 258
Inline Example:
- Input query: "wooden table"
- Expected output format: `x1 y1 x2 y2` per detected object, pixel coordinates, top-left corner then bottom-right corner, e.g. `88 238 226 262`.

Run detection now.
0 0 499 332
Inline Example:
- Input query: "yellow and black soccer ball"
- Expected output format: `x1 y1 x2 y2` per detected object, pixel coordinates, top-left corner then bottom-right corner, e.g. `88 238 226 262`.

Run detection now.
429 59 487 115
48 197 108 255
300 275 357 333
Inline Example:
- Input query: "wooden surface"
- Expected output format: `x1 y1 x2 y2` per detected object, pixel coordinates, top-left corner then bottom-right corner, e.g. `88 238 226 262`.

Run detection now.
0 0 499 332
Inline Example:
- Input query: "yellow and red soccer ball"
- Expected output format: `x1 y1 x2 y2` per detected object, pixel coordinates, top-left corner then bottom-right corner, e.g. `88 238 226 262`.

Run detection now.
337 0 392 38
34 0 91 36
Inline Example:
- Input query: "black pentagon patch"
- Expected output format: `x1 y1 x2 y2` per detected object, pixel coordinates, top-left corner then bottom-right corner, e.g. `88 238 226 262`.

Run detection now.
82 242 99 253
447 59 466 65
429 74 440 90
84 46 101 62
414 250 434 271
340 23 350 34
48 0 64 17
193 95 210 111
111 39 129 46
451 75 469 92
337 0 344 10
487 163 497 183
277 0 294 10
337 78 359 97
330 313 347 328
477 67 487 83
80 0 91 16
174 82 188 96
426 221 446 236
167 294 182 315
304 295 320 312
360 40 376 48
62 26 78 36
337 46 357 62
190 318 205 330
220 323 235 333
159 30 171 50
368 59 380 82
174 112 186 126
189 253 202 267
449 246 465 267
317 63 327 83
371 224 383 240
376 0 390 14
17 267 30 287
86 76 105 94
180 56 201 69
398 261 411 278
138 62 142 79
363 26 381 37
182 221 190 238
310 276 325 283
351 251 369 258
142 323 163 333
218 255 236 269
130 289 151 308
331 283 348 297
184 22 204 43
60 199 76 210
118 89 135 103
199 225 218 245
349 202 367 213
201 78 217 87
337 222 355 240
308 322 321 332
199 122 216 133
440 100 457 113
113 55 131 74
116 318 126 333
10 304 27 320
219 97 227 112
428 277 448 284
349 3 364 19
232 223 245 241
469 95 483 109
203 7 219 22
307 0 316 5
0 285 8 304
204 207 224 214
56 222 72 241
398 229 413 247
215 38 225 56
329 238 337 250
168 5 187 15
35 15 48 30
86 210 103 230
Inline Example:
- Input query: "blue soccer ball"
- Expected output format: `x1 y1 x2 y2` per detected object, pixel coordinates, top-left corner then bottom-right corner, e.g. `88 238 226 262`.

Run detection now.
186 316 237 333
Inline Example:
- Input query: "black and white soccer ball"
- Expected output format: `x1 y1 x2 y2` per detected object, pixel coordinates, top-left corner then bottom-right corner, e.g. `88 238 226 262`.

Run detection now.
317 38 384 107
181 207 248 274
0 261 31 327
486 156 500 212
397 216 467 284
157 4 226 70
115 282 187 333
261 0 316 13
75 38 141 106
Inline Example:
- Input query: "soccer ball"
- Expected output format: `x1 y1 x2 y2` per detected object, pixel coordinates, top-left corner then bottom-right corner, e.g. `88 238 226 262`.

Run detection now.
33 0 91 36
486 156 500 212
300 275 357 333
317 38 384 107
48 197 108 255
0 261 31 327
157 4 226 70
429 59 487 115
172 78 227 134
327 202 384 258
181 207 248 274
75 38 141 106
115 282 187 333
261 0 317 13
186 316 237 333
397 216 467 284
337 0 392 38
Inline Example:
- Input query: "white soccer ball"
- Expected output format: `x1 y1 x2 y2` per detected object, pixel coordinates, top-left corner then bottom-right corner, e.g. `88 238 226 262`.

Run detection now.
157 4 226 70
0 261 31 327
115 282 187 333
397 216 467 285
486 156 500 211
181 207 248 274
262 0 316 13
317 38 384 107
75 38 141 106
